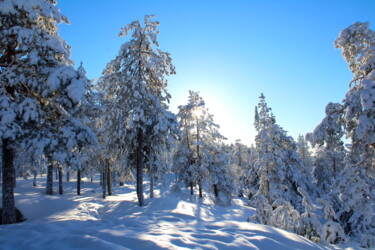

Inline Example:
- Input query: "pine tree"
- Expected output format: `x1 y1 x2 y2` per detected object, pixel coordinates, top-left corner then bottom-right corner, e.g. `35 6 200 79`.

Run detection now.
253 94 312 210
0 0 94 224
98 15 177 206
306 103 346 194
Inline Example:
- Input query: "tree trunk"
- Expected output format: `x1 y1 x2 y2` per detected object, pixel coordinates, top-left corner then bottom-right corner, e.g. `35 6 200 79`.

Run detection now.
107 162 112 196
213 184 219 198
77 169 81 195
55 167 58 180
190 182 194 195
102 168 107 199
2 139 16 224
33 170 37 187
198 181 203 198
58 167 63 195
150 170 154 199
119 172 124 186
66 169 70 182
100 172 103 186
46 156 53 195
136 129 144 206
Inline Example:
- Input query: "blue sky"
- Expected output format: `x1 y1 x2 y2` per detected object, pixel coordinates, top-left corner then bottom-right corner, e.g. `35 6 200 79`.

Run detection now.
58 0 375 145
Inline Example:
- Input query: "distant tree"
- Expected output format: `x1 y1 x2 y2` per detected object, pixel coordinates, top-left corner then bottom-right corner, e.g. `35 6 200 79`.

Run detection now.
0 0 94 224
173 91 226 198
99 15 177 206
306 103 346 194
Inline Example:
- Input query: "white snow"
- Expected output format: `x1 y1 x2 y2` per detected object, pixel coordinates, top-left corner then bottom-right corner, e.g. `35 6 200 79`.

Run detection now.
0 176 359 249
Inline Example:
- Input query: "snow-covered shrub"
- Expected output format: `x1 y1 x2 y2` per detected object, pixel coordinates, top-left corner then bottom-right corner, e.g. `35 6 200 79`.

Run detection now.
270 198 300 233
297 188 322 242
249 194 273 225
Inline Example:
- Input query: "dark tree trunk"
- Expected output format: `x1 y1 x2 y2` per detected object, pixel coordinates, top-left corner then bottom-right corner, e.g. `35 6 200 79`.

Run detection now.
150 170 154 199
33 170 37 187
107 162 112 196
66 170 70 182
136 129 144 206
102 168 107 199
58 167 63 195
2 139 16 224
190 182 194 195
198 181 203 198
55 167 58 180
77 169 81 195
46 156 53 195
213 184 219 198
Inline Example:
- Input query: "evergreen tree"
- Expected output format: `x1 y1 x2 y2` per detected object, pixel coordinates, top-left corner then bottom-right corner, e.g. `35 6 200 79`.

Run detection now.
306 103 346 194
0 0 94 224
253 94 312 210
98 15 177 206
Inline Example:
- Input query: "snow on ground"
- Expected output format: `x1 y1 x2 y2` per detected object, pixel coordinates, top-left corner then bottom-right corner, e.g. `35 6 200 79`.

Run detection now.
0 175 360 249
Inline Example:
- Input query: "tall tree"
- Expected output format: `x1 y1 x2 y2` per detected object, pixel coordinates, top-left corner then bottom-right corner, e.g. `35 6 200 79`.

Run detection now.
253 94 312 210
333 22 375 247
99 15 177 206
0 0 94 223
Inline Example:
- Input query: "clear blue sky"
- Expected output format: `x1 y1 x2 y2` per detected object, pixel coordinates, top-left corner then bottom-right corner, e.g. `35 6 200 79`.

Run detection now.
58 0 375 145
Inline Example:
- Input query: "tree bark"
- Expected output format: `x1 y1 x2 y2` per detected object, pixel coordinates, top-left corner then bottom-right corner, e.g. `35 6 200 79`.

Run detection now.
2 139 16 224
46 155 53 195
213 184 219 198
102 168 107 199
58 167 63 195
190 182 194 195
136 129 144 206
107 162 112 196
55 167 58 180
33 170 37 187
77 169 81 195
150 170 154 199
198 181 203 198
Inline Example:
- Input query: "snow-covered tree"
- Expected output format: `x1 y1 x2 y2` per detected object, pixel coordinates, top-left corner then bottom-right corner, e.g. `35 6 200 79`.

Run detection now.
173 91 226 198
317 198 347 245
335 21 375 177
306 103 346 194
253 94 312 210
297 187 322 242
98 15 178 206
0 0 94 224
208 148 236 206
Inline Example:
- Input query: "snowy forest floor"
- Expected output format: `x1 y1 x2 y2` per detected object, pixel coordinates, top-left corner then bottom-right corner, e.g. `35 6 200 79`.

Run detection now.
0 175 362 249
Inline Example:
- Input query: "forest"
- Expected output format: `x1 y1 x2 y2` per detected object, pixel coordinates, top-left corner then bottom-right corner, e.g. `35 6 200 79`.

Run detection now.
0 0 374 249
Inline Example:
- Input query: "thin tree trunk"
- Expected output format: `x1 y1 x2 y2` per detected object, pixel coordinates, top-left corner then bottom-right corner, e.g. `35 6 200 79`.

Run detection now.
190 182 194 195
77 169 81 195
107 162 112 196
2 139 16 224
150 170 154 199
33 170 37 187
46 155 53 195
55 167 58 180
119 172 124 186
213 184 219 198
58 167 63 195
198 181 203 198
136 129 144 206
102 168 107 199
